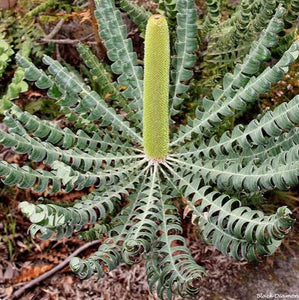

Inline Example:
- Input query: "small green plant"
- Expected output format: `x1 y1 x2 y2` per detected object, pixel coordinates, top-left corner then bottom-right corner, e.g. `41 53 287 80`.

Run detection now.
1 215 17 260
0 36 13 77
0 0 298 299
0 1 47 112
0 0 83 111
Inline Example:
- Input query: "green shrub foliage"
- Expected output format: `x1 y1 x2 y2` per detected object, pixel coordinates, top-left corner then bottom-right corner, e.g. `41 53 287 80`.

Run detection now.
0 0 83 111
0 0 298 299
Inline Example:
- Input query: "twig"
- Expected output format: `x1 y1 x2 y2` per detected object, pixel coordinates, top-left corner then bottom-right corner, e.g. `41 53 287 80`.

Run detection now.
72 0 89 7
43 38 80 44
40 33 94 44
40 38 80 44
56 44 62 62
80 2 90 8
10 240 100 300
44 19 65 40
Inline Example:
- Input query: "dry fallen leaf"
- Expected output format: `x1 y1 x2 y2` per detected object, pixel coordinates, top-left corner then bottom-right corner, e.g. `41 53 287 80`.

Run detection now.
0 0 16 9
5 286 13 297
183 205 192 219
12 264 53 283
25 91 43 99
56 10 91 23
4 264 14 280
191 214 198 225
181 196 189 204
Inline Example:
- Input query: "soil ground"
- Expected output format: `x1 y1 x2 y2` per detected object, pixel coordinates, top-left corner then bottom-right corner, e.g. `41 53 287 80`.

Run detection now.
0 190 298 300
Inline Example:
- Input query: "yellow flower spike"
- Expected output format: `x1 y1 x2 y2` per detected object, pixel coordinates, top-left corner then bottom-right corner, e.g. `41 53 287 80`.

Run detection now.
143 15 170 160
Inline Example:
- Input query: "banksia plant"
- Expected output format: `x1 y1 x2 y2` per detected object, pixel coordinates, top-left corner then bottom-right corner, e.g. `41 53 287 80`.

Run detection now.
0 0 298 299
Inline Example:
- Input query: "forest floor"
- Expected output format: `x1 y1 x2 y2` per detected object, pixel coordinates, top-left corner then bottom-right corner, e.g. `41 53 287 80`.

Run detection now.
0 172 298 300
0 221 299 300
